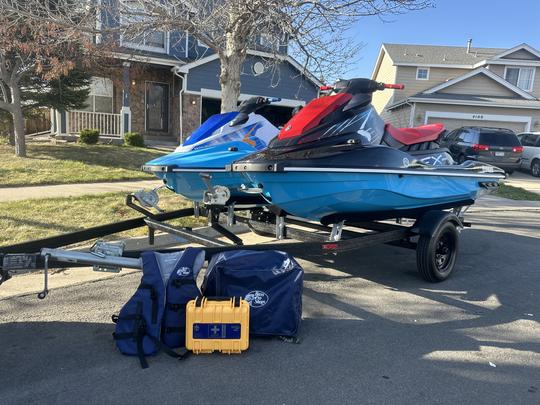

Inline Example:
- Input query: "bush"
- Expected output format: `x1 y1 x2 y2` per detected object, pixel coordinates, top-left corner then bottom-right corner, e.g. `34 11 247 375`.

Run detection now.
79 129 100 144
124 132 145 147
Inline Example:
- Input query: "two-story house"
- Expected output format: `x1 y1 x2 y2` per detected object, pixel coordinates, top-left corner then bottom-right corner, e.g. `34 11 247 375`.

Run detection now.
51 6 321 144
371 42 540 133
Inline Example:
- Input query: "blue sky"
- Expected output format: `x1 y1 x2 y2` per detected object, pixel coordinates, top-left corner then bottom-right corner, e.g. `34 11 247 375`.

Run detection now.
349 0 540 79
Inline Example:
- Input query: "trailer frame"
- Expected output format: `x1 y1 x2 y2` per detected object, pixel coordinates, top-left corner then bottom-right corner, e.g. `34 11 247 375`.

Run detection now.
0 192 469 291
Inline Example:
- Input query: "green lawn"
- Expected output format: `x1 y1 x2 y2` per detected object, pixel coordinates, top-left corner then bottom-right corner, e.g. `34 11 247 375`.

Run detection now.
0 142 167 187
494 184 540 201
0 190 203 246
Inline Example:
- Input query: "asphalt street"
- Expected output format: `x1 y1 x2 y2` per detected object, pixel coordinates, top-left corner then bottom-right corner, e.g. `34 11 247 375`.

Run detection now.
1 199 539 404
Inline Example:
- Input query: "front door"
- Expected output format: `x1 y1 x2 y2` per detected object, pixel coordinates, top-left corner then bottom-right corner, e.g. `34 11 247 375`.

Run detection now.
146 82 169 132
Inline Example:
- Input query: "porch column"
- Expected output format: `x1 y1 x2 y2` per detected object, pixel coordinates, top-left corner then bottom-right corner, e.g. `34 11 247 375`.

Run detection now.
50 109 57 134
57 110 67 136
120 62 132 136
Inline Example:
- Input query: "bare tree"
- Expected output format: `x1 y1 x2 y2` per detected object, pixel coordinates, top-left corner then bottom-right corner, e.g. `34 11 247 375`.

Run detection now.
2 0 432 114
0 2 94 156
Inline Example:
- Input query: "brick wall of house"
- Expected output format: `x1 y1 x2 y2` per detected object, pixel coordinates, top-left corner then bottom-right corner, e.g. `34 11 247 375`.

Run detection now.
128 64 175 137
181 93 202 141
89 63 202 141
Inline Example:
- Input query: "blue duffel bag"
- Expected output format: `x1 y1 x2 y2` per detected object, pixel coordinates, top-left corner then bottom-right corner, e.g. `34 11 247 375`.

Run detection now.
202 250 303 337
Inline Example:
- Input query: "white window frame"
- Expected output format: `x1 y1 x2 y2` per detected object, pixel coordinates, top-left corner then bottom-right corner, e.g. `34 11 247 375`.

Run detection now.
85 77 114 113
504 66 535 92
119 1 170 54
197 38 209 48
416 67 430 80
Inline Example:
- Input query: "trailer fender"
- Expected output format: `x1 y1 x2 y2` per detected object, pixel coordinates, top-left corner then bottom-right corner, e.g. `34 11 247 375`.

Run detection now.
411 210 461 237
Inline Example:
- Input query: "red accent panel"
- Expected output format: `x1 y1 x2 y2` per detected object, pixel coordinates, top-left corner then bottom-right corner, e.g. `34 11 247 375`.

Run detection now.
278 93 352 140
385 123 445 145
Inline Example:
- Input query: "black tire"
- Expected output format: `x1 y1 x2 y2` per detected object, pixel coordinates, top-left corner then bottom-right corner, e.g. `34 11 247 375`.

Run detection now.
532 159 540 178
457 154 465 164
506 169 514 175
416 221 459 282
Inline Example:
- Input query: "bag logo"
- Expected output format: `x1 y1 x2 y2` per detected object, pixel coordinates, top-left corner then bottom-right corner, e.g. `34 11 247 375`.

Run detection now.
176 267 191 276
244 291 269 308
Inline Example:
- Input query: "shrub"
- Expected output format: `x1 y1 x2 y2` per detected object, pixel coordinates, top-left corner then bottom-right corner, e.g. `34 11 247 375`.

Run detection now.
79 129 100 144
124 132 145 147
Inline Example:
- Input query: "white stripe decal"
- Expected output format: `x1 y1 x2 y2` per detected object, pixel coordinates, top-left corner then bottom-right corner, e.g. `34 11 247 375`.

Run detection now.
172 168 228 172
283 167 504 179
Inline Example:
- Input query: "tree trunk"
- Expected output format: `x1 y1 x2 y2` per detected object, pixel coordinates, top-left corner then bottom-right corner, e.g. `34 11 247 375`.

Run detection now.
10 86 26 157
219 53 243 113
8 117 15 146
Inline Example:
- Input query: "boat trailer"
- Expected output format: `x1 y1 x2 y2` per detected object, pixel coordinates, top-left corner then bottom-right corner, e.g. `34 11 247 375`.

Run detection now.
0 191 470 297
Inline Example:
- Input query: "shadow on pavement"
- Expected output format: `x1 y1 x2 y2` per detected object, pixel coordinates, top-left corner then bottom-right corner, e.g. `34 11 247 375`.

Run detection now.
1 223 539 404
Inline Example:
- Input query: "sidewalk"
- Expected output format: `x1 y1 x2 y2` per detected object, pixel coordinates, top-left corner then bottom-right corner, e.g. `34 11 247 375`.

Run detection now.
0 179 162 202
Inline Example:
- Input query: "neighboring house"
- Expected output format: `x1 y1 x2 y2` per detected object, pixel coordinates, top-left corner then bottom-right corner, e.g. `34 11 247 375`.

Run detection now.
51 5 321 143
371 42 540 133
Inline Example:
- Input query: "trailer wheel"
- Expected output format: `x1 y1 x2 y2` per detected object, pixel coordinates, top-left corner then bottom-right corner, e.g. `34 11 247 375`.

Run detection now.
416 221 459 282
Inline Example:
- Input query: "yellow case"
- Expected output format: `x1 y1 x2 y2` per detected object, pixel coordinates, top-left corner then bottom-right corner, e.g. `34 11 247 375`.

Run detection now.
185 297 250 354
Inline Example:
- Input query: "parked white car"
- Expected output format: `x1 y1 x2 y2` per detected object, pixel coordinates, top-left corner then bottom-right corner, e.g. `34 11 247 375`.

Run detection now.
517 132 540 177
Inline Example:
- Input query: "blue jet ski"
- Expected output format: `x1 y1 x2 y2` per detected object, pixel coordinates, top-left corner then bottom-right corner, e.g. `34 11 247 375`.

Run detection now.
232 79 505 224
142 97 281 204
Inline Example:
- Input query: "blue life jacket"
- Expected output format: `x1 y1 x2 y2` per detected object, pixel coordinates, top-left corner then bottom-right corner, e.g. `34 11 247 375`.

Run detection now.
113 248 205 368
202 250 303 337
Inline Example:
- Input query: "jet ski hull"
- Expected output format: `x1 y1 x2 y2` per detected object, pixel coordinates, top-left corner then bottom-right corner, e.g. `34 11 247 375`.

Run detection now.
240 169 502 223
144 141 263 203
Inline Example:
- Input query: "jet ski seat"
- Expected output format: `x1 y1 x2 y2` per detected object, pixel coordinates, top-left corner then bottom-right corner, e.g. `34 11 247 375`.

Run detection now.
384 123 445 145
382 123 445 151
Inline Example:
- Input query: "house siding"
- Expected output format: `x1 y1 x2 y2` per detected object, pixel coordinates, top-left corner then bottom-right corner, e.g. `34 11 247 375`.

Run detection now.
394 66 470 101
501 49 540 60
487 64 505 76
438 74 517 97
371 50 397 114
186 55 318 102
384 104 411 127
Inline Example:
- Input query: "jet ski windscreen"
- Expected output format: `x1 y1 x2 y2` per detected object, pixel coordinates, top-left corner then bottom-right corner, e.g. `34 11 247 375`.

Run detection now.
271 105 385 148
182 112 239 147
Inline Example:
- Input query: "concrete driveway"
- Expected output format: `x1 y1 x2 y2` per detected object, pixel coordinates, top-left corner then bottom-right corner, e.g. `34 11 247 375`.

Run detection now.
506 171 540 194
1 198 539 404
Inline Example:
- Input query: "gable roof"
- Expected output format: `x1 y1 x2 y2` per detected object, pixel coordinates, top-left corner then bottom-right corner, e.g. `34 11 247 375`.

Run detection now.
423 67 536 100
377 43 540 72
490 43 540 60
177 50 323 87
382 43 502 67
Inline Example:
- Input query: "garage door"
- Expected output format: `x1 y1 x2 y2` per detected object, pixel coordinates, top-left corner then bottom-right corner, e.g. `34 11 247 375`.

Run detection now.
427 117 527 133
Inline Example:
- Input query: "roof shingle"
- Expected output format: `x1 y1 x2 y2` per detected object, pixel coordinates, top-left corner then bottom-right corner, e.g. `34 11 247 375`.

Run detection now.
383 43 503 66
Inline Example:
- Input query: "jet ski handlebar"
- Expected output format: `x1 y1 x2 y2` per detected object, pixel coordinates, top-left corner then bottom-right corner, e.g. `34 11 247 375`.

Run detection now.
383 83 405 90
320 79 405 94
229 96 282 126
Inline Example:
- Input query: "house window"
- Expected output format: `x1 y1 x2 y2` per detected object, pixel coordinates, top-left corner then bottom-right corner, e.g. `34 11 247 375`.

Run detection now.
120 1 168 53
505 67 535 91
258 34 274 49
416 67 429 80
82 77 114 113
